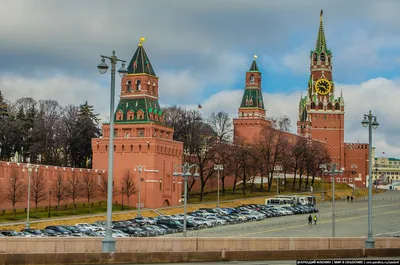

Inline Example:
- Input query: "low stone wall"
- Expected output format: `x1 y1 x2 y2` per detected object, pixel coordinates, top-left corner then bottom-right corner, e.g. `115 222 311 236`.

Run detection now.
0 237 400 254
0 249 400 265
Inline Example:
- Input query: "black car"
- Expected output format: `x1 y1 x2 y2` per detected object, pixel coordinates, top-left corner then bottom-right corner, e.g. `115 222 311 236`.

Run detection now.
45 226 72 235
0 230 19 237
156 219 183 230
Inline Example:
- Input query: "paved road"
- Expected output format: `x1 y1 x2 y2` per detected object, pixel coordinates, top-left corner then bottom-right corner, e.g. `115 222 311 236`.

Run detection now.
164 191 400 238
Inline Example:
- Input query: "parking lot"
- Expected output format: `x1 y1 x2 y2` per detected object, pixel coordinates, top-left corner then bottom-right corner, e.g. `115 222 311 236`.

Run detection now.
0 191 399 238
164 191 400 238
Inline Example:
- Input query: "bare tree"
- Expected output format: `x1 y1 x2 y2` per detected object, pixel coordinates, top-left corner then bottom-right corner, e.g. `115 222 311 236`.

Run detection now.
257 128 286 192
212 142 233 196
30 169 47 213
52 173 66 215
81 172 98 213
6 169 26 217
290 138 308 191
65 171 83 213
207 111 233 143
98 178 117 199
270 115 291 132
121 171 136 207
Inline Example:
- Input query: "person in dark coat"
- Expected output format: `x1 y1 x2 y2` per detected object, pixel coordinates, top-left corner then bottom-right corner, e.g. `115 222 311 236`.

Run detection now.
308 215 312 225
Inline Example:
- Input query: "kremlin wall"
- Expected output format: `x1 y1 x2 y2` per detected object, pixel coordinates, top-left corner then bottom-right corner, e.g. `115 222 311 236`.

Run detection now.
0 11 371 210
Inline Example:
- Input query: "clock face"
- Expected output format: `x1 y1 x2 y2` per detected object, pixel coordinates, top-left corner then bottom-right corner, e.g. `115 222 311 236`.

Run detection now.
315 78 332 95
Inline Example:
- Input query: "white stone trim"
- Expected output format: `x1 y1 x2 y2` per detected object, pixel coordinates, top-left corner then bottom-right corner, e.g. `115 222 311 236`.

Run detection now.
145 180 159 183
144 169 159 173
120 94 159 100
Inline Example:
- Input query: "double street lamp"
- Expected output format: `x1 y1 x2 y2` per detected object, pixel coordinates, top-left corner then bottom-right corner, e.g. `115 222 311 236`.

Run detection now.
97 50 128 253
323 163 343 237
173 163 200 237
135 165 144 218
22 161 39 230
214 164 223 208
274 165 283 195
361 110 379 249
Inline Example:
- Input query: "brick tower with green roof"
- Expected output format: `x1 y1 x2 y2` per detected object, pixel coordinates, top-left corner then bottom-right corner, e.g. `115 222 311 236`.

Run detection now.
233 55 272 143
297 10 345 167
92 38 184 209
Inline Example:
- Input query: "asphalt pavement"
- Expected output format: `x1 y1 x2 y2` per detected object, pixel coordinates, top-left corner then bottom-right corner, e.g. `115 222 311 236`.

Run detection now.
164 191 400 238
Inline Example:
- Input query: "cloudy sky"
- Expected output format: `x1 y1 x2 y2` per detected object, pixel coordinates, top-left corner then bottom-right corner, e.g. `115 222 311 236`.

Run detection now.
1 0 400 157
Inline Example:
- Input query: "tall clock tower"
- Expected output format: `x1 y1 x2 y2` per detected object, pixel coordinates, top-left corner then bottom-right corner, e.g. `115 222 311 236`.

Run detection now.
297 10 345 166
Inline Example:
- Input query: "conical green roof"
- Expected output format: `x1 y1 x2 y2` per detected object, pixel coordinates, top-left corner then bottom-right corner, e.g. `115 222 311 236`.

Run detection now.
249 55 259 72
239 89 265 109
312 10 331 55
127 38 156 76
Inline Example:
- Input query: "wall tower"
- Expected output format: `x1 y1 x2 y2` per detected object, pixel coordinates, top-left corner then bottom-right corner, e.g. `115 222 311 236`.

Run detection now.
92 38 183 208
233 55 271 144
297 10 345 166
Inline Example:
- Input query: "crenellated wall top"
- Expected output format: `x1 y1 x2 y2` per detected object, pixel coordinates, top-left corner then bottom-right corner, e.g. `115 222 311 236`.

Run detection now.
0 161 106 174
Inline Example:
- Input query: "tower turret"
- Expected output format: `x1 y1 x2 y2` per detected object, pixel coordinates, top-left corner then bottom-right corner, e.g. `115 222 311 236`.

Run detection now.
297 10 345 166
233 55 271 143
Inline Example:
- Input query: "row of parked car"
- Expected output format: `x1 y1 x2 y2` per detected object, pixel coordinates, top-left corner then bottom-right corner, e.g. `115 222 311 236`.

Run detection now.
0 203 319 238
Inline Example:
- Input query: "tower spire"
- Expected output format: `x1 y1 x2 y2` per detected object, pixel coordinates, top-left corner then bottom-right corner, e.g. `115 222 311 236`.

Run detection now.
315 9 328 53
249 55 259 72
127 37 156 76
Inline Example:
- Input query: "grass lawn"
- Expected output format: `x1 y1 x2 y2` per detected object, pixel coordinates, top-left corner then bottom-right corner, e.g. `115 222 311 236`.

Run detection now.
0 202 134 222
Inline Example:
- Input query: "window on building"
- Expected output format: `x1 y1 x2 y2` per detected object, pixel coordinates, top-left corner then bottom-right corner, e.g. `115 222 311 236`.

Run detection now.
250 75 255 84
320 53 326 62
126 80 132 91
136 80 141 91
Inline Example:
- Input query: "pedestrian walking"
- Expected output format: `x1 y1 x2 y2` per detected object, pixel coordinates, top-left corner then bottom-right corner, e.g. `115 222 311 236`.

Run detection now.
351 196 353 202
347 195 350 202
308 215 312 225
313 215 317 225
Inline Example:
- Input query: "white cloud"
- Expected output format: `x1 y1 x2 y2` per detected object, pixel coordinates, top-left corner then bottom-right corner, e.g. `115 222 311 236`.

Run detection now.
200 77 400 158
280 46 310 75
158 70 204 103
0 74 110 120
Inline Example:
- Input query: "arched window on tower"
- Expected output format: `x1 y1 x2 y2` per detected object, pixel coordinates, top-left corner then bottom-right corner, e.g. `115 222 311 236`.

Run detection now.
327 102 333 110
311 102 316 109
126 80 132 91
136 80 141 91
318 102 323 110
313 53 317 62
250 75 255 84
335 103 340 110
320 53 326 62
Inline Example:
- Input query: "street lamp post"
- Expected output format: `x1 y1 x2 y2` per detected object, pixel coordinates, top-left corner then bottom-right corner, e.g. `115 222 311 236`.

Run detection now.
121 187 124 211
319 164 326 202
97 50 128 253
274 165 282 195
48 190 52 218
173 163 200 237
135 165 144 218
214 165 223 208
324 164 343 237
22 161 39 230
362 110 379 249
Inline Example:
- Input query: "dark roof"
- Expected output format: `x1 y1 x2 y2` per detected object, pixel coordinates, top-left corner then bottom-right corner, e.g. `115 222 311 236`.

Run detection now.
114 98 163 124
248 57 259 72
239 88 265 109
127 39 156 76
311 10 332 55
